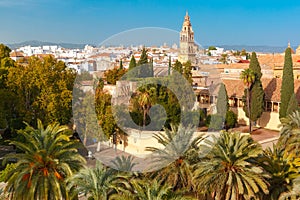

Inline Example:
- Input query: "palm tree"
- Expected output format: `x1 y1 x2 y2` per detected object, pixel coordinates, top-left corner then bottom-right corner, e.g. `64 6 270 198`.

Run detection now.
3 120 86 200
278 110 300 154
111 179 194 200
110 178 195 200
68 161 128 200
138 88 152 128
145 125 205 192
132 179 173 200
110 155 138 172
194 131 269 200
240 68 255 133
258 144 300 200
279 177 300 200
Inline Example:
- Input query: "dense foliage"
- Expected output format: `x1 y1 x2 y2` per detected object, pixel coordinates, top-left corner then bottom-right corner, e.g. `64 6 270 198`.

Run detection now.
243 52 264 125
280 47 294 119
240 68 255 132
1 115 300 199
3 120 86 199
104 61 127 85
0 46 76 132
216 83 229 118
1 43 300 199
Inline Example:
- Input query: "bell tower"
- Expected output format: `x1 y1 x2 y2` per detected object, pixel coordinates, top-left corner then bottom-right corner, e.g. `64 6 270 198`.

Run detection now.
178 11 197 64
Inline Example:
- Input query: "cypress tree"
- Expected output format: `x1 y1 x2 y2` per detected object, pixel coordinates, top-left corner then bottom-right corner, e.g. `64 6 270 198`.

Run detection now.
286 93 299 116
168 56 171 75
173 60 183 74
249 83 264 121
209 83 229 131
280 47 294 119
249 52 262 79
183 61 193 85
128 55 137 79
128 55 136 71
137 47 149 78
119 59 123 70
137 47 148 66
243 52 264 122
150 58 154 77
216 83 229 118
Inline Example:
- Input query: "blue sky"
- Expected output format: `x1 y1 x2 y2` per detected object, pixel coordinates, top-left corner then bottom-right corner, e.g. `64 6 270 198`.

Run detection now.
1 0 300 46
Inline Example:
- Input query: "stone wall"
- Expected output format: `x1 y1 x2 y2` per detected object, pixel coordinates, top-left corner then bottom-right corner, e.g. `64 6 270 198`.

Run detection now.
234 107 281 131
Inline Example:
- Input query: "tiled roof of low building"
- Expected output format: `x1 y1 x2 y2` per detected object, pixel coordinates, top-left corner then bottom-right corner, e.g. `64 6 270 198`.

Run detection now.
222 78 300 103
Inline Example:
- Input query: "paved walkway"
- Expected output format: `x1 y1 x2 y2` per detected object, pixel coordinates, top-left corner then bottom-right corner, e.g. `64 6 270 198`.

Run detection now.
86 126 281 169
86 144 157 172
232 126 280 149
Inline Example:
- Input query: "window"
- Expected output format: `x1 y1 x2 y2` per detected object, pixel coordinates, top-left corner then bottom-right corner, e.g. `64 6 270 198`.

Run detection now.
238 99 243 107
273 102 279 112
266 101 272 112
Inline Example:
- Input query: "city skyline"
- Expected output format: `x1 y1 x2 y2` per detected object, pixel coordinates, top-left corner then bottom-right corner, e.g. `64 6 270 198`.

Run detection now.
1 0 300 46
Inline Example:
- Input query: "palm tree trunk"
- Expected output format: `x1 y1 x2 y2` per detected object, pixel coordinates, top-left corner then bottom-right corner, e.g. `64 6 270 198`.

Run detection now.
143 108 146 128
83 132 87 146
247 88 252 133
96 141 101 152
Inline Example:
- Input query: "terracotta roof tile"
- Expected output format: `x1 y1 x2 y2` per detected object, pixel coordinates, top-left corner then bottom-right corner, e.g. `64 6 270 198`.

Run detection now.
222 78 300 103
10 51 24 57
222 79 245 97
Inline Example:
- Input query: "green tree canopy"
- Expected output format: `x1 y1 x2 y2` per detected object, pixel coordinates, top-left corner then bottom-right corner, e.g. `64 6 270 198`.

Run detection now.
95 81 117 139
173 60 183 74
183 61 193 85
245 52 264 123
208 46 217 50
137 47 153 78
104 66 127 85
6 55 76 127
194 131 269 199
119 59 123 70
0 44 11 62
280 47 295 119
168 56 171 75
240 68 256 133
249 52 262 78
216 83 229 118
128 55 136 71
286 93 299 116
137 47 148 66
4 120 86 199
68 161 123 200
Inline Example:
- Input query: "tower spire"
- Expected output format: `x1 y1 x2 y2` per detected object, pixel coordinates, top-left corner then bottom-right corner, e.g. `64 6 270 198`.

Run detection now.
178 12 197 64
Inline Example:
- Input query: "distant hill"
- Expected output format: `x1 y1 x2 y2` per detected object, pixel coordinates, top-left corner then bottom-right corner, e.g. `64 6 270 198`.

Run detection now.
6 40 89 49
210 45 298 53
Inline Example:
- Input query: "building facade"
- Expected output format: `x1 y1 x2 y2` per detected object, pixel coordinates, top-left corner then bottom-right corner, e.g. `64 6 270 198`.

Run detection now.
178 12 198 64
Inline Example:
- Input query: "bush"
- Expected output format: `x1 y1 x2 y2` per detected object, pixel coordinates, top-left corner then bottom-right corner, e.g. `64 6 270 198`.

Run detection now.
207 114 224 131
205 115 211 127
225 110 237 130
